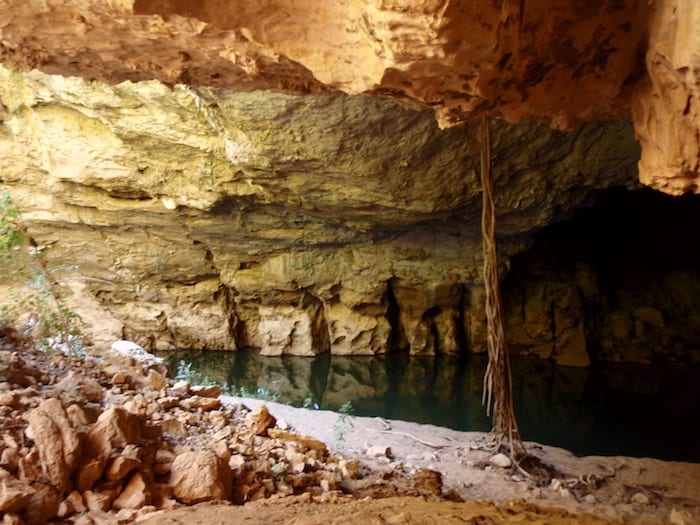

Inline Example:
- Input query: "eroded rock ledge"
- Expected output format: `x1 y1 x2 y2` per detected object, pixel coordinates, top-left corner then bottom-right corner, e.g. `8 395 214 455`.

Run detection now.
0 0 698 193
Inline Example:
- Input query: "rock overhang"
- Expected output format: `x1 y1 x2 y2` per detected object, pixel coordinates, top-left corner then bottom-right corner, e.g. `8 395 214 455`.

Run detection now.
0 0 698 193
1 0 698 361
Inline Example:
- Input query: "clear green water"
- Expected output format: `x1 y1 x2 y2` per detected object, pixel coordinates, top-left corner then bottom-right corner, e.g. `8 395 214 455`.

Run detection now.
159 349 700 463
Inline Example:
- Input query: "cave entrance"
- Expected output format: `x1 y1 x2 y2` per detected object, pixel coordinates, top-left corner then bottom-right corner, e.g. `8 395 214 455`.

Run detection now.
502 186 700 366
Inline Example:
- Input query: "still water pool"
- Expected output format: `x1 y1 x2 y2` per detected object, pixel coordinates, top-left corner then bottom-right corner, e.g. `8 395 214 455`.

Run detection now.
159 349 700 462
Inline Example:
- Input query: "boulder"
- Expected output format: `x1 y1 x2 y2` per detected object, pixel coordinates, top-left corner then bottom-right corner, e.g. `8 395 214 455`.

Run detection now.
56 490 86 518
24 398 81 491
53 371 103 403
104 456 141 482
23 482 61 524
112 471 150 510
0 475 34 514
76 407 144 491
169 450 232 504
245 405 276 436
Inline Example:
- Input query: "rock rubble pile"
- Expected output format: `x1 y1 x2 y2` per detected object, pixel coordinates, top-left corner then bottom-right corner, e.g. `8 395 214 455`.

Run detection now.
0 338 411 524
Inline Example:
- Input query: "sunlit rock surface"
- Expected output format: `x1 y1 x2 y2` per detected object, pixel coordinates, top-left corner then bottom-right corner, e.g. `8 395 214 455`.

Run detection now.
0 0 697 192
632 0 700 194
0 65 640 359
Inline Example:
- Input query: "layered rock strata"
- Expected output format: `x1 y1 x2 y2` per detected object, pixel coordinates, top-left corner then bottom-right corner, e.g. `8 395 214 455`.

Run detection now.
0 65 641 363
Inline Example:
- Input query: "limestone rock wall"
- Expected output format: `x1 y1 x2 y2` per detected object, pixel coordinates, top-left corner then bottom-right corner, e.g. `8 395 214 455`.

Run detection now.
0 65 640 359
632 0 700 195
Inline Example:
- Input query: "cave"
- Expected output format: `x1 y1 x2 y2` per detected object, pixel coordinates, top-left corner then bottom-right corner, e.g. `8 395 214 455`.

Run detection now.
503 186 700 366
1 1 700 524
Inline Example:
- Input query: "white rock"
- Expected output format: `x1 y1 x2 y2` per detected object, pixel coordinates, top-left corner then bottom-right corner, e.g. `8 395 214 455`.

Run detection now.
108 341 168 376
161 197 177 210
488 453 512 468
557 487 573 499
171 381 190 395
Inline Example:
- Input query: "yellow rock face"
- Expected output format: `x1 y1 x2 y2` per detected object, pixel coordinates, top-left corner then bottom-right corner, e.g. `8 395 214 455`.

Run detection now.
0 64 640 359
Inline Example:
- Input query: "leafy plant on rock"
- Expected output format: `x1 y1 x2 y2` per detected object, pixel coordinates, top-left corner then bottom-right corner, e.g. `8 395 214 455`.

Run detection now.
0 191 84 356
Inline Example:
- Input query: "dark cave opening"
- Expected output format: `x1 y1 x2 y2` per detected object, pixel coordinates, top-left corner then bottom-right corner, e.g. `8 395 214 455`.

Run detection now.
503 186 700 365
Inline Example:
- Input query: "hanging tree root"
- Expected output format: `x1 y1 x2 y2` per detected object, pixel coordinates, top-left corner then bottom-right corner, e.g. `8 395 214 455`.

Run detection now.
477 118 602 488
478 115 528 464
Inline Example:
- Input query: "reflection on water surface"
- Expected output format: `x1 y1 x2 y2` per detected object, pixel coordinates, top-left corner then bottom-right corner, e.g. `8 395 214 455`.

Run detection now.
159 349 700 462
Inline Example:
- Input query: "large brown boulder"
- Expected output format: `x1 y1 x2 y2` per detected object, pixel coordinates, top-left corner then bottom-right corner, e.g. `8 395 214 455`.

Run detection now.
169 450 233 504
24 398 82 491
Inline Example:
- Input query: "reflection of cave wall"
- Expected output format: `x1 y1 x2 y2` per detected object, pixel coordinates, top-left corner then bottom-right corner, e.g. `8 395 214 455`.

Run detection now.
503 187 700 366
162 348 700 460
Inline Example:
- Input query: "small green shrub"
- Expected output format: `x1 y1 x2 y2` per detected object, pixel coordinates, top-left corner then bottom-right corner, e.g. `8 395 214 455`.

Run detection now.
0 191 84 356
174 359 218 385
301 396 320 410
333 401 355 447
227 380 281 402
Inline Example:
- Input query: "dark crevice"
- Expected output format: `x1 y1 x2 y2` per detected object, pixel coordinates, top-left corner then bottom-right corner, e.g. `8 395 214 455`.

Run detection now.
215 284 241 348
302 291 331 354
456 286 469 358
383 278 409 353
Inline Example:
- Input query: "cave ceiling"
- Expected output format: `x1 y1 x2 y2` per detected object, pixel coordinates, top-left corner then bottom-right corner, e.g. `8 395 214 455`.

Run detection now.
0 0 698 194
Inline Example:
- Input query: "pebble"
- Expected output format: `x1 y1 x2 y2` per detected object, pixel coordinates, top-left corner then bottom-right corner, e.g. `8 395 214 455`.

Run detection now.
488 453 512 468
583 494 597 504
631 492 650 505
366 445 392 459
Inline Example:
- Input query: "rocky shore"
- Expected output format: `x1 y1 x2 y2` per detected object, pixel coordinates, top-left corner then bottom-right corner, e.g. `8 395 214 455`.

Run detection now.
1 336 698 524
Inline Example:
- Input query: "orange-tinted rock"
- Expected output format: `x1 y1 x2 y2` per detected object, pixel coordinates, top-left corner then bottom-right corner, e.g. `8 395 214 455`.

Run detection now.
56 490 86 518
267 429 328 456
190 385 222 398
74 458 104 494
169 450 233 504
23 482 60 524
84 406 143 460
53 371 103 403
104 456 141 482
23 398 81 491
76 406 144 491
632 0 700 195
147 370 168 391
112 471 150 510
4 0 698 195
82 489 113 513
178 395 221 412
0 475 34 514
0 0 646 127
245 405 276 437
17 448 43 482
